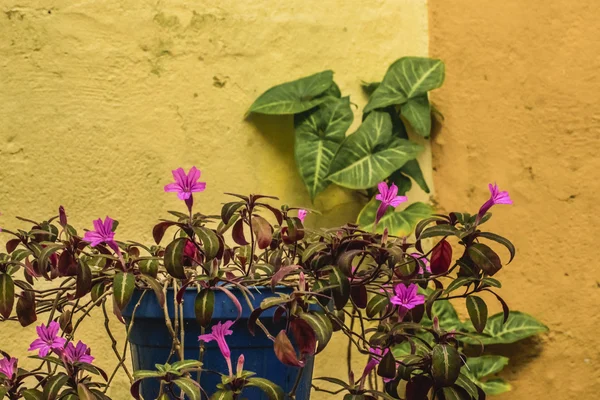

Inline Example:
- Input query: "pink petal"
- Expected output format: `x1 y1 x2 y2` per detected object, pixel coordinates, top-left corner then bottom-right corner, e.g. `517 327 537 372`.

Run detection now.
92 218 103 233
377 182 389 196
47 321 60 337
191 182 206 192
388 183 399 199
389 196 408 208
83 231 104 247
198 333 215 343
172 168 187 186
177 191 191 200
28 339 46 352
38 346 50 358
102 217 114 234
187 166 201 186
164 182 182 193
375 193 385 202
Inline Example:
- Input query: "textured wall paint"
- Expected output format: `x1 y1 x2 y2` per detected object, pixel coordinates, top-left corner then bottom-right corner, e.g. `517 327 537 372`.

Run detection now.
0 1 430 398
429 1 600 399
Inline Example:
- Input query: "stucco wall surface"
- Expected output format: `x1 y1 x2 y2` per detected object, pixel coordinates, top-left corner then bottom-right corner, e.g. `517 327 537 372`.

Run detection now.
0 1 430 399
429 1 600 399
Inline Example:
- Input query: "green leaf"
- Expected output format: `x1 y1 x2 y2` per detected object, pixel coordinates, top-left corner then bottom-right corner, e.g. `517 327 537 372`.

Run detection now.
418 224 458 240
294 96 354 199
22 389 43 400
399 159 430 193
327 111 423 189
133 370 165 379
246 377 285 400
0 273 15 319
440 386 470 400
464 356 509 379
479 378 512 395
77 383 96 400
444 277 476 295
300 311 333 354
113 272 135 311
172 377 201 400
462 311 548 345
139 259 159 278
364 57 445 113
476 232 516 263
329 266 350 309
468 243 502 276
357 200 433 236
164 237 188 279
466 296 488 333
401 95 431 137
248 70 335 115
455 373 480 399
193 226 220 260
431 344 461 386
210 391 234 400
194 289 214 328
366 293 389 318
171 359 203 372
42 372 69 400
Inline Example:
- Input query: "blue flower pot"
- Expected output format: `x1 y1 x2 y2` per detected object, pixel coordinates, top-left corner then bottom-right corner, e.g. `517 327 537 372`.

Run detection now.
122 286 314 399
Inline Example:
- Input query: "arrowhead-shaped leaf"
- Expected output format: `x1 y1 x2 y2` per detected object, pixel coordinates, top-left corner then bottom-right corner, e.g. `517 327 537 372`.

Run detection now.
357 200 433 236
248 70 335 115
294 97 354 199
364 57 445 113
461 311 548 345
401 95 432 137
327 111 423 189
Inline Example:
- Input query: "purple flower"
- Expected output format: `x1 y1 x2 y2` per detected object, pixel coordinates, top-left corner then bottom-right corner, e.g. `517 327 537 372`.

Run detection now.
411 253 430 274
390 283 425 317
83 216 119 254
164 167 206 201
0 356 17 379
360 347 394 385
199 320 234 375
375 182 407 224
63 341 94 365
28 321 67 358
477 183 513 221
298 209 308 223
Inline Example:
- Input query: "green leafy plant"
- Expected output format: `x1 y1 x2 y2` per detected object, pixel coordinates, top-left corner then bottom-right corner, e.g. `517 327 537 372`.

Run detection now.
248 57 444 236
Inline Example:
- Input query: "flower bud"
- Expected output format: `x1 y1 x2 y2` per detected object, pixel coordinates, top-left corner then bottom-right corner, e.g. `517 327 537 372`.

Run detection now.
59 206 67 227
299 272 306 292
236 354 245 377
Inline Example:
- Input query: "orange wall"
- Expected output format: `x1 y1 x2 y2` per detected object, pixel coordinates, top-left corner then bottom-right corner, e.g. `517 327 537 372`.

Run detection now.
429 1 600 398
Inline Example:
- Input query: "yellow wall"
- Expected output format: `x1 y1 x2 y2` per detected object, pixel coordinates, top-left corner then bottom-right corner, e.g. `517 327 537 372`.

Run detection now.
429 1 600 399
0 1 430 399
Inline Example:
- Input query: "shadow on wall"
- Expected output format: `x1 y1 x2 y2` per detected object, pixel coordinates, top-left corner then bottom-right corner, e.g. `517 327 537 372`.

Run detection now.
245 113 367 227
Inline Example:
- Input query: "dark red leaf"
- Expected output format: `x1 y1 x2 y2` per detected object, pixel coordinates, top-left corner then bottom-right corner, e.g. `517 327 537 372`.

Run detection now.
251 215 273 250
152 221 181 245
290 318 317 355
350 285 367 309
274 330 304 367
5 239 20 254
271 265 300 290
430 239 452 274
232 219 249 246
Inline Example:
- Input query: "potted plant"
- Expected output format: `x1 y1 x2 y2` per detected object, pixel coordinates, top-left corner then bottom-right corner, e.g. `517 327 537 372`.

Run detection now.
0 162 546 399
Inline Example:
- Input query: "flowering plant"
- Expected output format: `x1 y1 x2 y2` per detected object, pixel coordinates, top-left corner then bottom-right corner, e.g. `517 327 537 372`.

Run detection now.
0 165 546 399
